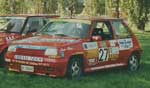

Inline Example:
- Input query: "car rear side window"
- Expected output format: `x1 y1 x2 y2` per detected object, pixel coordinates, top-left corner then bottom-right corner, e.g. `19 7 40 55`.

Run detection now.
92 21 114 40
112 21 131 39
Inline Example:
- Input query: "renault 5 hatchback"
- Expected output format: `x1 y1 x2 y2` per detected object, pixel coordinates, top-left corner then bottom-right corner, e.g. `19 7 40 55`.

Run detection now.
5 18 142 78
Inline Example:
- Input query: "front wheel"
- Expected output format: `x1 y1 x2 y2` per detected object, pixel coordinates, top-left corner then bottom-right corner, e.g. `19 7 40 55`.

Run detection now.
67 57 83 79
128 54 140 71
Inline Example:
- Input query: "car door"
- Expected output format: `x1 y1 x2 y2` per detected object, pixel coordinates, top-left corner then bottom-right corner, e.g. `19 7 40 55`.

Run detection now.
22 17 47 38
94 21 120 66
83 21 120 69
111 20 133 64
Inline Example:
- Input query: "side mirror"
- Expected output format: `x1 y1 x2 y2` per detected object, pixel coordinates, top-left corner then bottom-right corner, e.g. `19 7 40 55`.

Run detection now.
92 36 102 41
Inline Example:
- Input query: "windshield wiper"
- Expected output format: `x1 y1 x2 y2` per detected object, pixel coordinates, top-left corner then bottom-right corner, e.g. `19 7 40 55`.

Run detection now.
5 30 20 33
54 33 69 37
41 32 53 36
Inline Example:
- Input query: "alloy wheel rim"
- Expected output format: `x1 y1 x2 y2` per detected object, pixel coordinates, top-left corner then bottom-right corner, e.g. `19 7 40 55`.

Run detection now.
71 61 80 77
129 55 138 71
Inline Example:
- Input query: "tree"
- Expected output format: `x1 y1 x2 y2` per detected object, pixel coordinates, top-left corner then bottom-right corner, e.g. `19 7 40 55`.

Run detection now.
65 0 84 17
120 0 150 31
136 0 150 31
57 0 84 17
125 0 150 31
115 0 120 18
57 0 66 16
0 0 10 14
81 0 105 16
42 0 57 14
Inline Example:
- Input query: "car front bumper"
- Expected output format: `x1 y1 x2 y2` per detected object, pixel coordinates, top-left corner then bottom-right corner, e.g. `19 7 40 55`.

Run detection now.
6 58 68 77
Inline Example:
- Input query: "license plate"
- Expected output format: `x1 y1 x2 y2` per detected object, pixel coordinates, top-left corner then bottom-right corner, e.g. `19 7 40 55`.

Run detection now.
21 65 34 72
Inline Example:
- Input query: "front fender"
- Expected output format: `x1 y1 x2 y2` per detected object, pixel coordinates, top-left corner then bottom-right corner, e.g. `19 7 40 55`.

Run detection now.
65 50 88 68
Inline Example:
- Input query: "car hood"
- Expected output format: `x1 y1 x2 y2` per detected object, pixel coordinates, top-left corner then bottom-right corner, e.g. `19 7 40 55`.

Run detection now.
13 35 82 48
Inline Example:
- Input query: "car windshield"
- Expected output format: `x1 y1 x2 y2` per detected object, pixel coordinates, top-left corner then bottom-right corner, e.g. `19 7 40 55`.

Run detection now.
0 17 25 33
39 20 91 38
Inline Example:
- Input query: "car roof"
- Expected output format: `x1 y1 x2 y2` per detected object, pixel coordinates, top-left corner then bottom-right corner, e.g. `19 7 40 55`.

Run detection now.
62 16 123 21
0 14 59 18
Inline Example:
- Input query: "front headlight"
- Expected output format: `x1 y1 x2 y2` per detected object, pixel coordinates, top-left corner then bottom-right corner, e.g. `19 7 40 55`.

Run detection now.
8 45 16 52
44 48 58 56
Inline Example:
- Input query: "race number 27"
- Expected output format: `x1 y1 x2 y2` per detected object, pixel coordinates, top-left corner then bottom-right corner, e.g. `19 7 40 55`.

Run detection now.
99 48 108 61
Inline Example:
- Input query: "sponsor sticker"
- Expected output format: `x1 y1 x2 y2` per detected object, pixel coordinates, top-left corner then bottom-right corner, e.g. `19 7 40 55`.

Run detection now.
101 41 107 47
83 42 98 50
109 40 116 47
88 58 97 65
6 36 15 42
88 58 96 63
110 47 119 54
118 38 133 50
109 47 119 60
16 45 48 50
14 55 43 62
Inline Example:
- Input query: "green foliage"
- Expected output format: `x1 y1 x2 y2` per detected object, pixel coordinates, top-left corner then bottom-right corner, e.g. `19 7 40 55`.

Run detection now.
43 0 58 14
0 0 149 31
121 0 150 31
57 0 66 16
57 0 84 17
0 0 11 14
81 0 105 16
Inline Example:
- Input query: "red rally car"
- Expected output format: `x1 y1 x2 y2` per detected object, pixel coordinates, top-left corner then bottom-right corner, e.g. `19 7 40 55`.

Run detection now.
0 14 58 66
5 18 143 78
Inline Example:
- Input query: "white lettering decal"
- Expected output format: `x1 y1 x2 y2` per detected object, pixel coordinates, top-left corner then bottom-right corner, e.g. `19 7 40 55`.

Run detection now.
88 58 96 63
17 45 48 50
110 47 119 54
14 55 43 62
118 38 133 50
6 36 15 42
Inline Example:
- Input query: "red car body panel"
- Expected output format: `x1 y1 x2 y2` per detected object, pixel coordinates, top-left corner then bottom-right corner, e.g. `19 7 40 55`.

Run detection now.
0 33 20 52
5 18 143 77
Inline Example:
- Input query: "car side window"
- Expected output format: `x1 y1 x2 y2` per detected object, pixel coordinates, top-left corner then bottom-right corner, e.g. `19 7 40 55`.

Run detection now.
23 17 45 34
92 21 113 40
112 21 131 39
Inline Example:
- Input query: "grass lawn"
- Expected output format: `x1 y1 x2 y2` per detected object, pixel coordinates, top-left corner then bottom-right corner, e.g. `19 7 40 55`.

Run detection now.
0 33 150 88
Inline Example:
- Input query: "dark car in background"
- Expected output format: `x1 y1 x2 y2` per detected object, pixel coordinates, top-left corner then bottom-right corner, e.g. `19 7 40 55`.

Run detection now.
0 14 59 66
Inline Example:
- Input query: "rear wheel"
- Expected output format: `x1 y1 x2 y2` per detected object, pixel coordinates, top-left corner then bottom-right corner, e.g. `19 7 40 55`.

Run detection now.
67 57 83 79
128 54 140 71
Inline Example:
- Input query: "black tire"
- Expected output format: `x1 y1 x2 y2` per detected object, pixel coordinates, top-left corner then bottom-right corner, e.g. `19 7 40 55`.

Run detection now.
128 53 140 71
0 49 7 67
67 57 83 79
